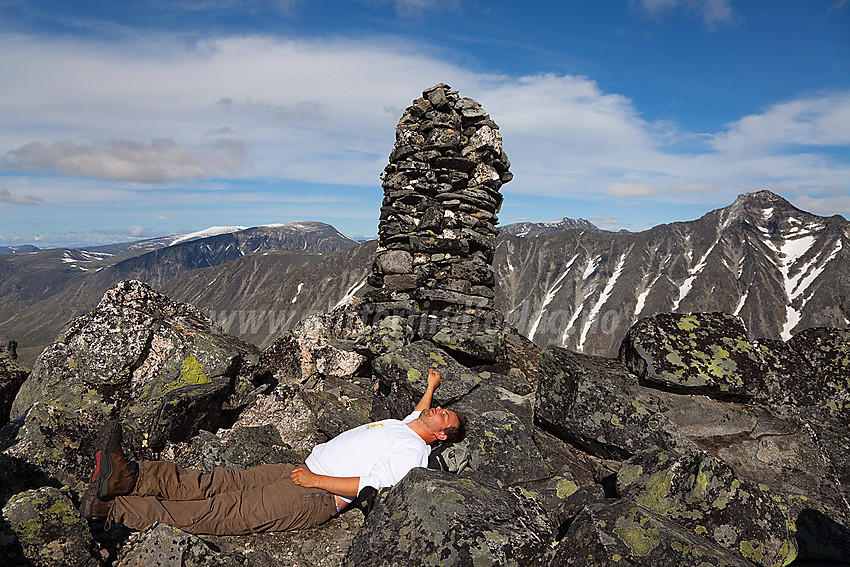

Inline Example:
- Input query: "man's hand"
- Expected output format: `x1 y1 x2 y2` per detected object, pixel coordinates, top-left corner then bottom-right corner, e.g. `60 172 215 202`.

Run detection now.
290 466 360 497
290 466 319 488
414 368 441 412
427 368 441 390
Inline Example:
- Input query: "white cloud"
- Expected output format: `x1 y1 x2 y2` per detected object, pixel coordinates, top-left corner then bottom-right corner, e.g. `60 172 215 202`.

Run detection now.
0 30 846 228
710 93 850 154
2 138 248 183
0 185 43 205
669 183 719 193
589 215 630 229
388 0 461 18
792 195 850 218
604 182 660 197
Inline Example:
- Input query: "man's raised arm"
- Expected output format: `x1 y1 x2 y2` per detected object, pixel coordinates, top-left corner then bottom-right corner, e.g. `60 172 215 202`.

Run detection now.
414 369 441 412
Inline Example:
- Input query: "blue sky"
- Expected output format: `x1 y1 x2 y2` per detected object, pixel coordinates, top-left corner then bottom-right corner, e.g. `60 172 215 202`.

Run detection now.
1 0 848 247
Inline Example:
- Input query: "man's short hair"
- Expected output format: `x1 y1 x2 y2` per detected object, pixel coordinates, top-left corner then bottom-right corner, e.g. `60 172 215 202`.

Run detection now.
444 412 468 444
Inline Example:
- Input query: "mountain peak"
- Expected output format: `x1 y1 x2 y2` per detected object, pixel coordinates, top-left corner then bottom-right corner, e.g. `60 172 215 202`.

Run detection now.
733 189 794 209
718 190 810 231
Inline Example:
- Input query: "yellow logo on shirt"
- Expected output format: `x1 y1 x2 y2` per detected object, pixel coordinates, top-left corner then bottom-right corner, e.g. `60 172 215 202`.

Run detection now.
367 423 385 428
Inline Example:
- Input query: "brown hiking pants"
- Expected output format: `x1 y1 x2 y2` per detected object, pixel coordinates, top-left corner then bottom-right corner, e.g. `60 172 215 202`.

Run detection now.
108 461 337 535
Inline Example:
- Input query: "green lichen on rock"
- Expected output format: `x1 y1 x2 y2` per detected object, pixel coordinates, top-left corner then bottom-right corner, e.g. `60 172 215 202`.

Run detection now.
344 468 554 567
556 500 756 566
620 312 765 399
163 355 211 394
617 448 797 567
2 487 98 567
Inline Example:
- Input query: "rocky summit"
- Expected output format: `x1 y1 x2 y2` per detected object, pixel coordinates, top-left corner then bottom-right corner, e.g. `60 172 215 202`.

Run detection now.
1 85 849 567
1 282 848 566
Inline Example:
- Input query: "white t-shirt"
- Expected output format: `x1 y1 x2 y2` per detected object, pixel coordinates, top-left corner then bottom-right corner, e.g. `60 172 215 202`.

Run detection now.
305 411 430 500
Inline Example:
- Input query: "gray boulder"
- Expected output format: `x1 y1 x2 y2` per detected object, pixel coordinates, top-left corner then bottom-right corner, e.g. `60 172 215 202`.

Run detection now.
619 312 765 400
10 280 258 459
616 448 797 567
0 339 28 426
115 522 262 566
344 468 555 566
371 340 483 418
1 403 101 494
2 486 100 567
554 499 758 566
465 409 549 486
430 327 506 365
536 346 695 460
260 307 367 386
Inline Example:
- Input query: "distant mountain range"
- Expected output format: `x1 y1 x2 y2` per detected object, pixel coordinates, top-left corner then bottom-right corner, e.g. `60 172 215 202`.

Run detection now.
1 191 847 365
0 245 40 255
0 221 357 363
495 190 849 356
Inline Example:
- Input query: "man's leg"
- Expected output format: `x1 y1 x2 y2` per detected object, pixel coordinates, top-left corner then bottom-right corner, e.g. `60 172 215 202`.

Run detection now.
132 461 295 501
109 470 337 535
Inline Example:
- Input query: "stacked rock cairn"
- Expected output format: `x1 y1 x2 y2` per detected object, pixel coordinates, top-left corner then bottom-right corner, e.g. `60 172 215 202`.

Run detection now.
362 83 512 333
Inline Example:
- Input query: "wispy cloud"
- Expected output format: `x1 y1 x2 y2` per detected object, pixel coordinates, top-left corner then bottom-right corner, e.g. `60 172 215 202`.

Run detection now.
710 93 850 153
604 182 659 197
388 0 461 18
1 138 249 183
0 185 43 206
633 0 739 30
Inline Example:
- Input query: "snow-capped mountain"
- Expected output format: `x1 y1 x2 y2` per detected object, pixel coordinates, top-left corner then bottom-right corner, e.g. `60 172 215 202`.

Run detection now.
495 190 850 355
499 218 600 238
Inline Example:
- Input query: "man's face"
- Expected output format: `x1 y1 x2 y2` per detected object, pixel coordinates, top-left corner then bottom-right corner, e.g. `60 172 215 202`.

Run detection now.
420 406 459 439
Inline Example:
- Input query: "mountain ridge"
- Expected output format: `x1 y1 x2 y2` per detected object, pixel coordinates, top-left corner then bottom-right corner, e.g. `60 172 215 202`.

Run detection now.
1 191 847 365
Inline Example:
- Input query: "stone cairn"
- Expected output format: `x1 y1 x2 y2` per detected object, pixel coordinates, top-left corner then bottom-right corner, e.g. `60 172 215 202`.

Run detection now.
362 83 512 334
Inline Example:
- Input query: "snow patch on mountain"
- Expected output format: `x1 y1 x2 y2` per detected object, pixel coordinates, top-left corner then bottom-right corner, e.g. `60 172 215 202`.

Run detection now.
578 253 626 351
528 255 578 341
170 226 247 246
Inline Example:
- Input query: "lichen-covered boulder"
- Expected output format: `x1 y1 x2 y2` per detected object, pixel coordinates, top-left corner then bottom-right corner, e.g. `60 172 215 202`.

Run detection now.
344 468 555 566
1 403 101 494
230 385 325 452
787 328 850 423
502 329 540 396
10 280 258 458
260 307 367 386
616 448 797 567
160 425 306 473
619 312 765 400
353 314 414 357
2 486 99 567
536 347 695 460
115 522 258 566
464 409 549 486
430 327 506 365
554 500 757 566
0 339 28 426
371 340 484 418
519 467 585 520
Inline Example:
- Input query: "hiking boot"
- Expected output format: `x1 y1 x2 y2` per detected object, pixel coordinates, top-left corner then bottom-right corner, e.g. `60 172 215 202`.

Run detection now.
80 491 113 520
91 420 138 500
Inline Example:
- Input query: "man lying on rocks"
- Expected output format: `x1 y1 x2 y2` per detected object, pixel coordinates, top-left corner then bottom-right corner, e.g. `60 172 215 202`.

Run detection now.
80 369 467 535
